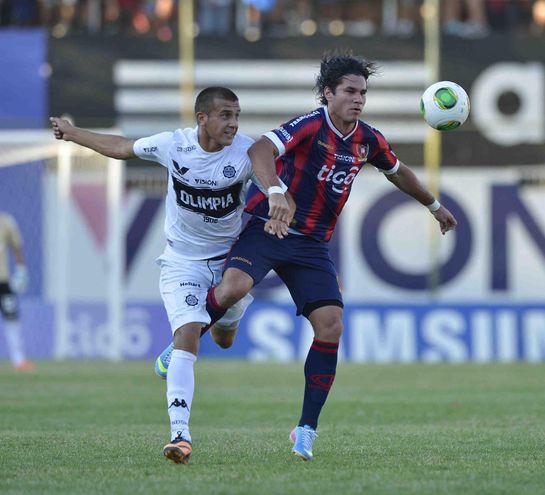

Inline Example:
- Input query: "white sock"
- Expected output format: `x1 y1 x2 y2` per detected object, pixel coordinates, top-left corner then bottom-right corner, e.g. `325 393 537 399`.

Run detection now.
166 349 196 443
4 320 26 366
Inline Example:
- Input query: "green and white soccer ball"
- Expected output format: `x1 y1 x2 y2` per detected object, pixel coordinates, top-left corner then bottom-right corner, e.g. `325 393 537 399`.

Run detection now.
420 81 470 131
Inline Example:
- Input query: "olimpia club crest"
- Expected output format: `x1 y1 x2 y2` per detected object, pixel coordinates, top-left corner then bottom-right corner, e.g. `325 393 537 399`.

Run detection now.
223 165 236 178
185 294 198 306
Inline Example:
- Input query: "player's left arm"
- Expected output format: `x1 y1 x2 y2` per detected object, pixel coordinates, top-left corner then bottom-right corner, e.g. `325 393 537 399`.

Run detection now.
385 161 457 235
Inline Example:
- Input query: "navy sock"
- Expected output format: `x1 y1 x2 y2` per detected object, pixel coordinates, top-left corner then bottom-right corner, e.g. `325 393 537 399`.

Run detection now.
205 287 227 327
298 339 339 430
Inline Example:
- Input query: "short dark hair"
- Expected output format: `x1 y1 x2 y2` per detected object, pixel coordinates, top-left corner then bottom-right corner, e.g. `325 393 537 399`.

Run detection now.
195 87 239 114
314 50 378 105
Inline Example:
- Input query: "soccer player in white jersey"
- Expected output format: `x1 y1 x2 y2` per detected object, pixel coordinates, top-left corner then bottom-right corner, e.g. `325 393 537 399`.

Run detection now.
0 211 32 371
50 87 291 465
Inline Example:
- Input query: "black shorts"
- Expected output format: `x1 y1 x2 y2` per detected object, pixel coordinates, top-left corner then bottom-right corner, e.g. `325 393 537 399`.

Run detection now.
0 283 19 320
225 218 343 318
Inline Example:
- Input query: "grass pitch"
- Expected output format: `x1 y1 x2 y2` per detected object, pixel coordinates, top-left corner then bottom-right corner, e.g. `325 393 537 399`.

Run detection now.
0 361 544 495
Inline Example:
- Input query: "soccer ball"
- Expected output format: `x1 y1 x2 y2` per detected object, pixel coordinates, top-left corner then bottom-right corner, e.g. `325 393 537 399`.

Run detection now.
420 81 470 131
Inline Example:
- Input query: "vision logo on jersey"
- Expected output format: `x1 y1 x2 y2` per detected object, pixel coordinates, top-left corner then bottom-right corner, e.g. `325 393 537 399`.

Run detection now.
172 175 243 218
223 165 236 178
334 153 356 164
185 294 198 306
195 178 217 186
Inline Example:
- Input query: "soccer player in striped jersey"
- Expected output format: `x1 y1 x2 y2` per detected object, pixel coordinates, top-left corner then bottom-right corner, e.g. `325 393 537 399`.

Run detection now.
193 52 457 461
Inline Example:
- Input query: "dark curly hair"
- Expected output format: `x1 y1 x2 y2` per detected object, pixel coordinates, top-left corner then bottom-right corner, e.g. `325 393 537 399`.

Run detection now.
314 50 379 105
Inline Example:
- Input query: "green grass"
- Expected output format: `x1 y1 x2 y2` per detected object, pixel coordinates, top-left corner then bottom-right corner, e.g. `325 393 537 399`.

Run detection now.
1 361 544 495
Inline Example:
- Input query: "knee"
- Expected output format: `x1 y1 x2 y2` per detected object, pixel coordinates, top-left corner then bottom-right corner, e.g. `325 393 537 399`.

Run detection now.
216 269 253 307
310 308 344 342
173 324 201 351
318 317 343 341
211 325 237 349
213 334 235 349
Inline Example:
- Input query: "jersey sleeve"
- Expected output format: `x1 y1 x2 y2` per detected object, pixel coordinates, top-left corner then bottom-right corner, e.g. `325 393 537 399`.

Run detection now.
369 128 400 175
133 132 174 167
263 109 321 156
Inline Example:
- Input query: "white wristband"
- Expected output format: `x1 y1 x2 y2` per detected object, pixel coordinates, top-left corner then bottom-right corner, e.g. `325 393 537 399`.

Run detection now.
267 186 285 196
427 199 441 212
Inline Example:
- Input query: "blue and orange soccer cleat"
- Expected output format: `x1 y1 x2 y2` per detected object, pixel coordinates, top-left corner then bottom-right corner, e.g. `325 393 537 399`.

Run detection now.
290 425 317 461
163 434 192 464
155 343 173 379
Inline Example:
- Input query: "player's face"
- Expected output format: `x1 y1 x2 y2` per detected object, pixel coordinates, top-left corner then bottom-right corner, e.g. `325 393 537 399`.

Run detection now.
325 74 367 131
198 98 241 152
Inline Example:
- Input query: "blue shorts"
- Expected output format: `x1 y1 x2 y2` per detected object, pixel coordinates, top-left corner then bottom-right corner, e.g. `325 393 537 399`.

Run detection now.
225 218 343 317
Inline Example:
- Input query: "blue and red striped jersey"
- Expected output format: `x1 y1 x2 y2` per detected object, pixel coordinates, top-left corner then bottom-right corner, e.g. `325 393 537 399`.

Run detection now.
245 107 400 241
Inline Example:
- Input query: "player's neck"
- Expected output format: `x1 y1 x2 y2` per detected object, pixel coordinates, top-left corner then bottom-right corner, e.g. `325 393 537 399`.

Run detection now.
199 138 223 153
198 129 224 153
327 109 356 136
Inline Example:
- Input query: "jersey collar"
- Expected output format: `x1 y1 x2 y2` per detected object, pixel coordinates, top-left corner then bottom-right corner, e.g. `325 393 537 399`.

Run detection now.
323 106 359 140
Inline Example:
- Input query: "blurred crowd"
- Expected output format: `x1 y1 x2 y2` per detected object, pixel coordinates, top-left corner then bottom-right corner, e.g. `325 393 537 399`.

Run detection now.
1 0 543 40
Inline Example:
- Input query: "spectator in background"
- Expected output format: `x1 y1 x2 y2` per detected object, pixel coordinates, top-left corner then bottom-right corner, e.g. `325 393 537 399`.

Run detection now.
198 0 234 36
0 212 33 372
0 0 540 37
0 0 14 25
531 0 545 34
0 0 39 26
443 0 490 38
487 0 534 32
394 0 420 37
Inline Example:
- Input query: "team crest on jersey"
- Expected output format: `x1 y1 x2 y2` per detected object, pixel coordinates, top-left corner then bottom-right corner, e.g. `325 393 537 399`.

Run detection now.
185 294 198 306
223 164 236 178
357 144 370 162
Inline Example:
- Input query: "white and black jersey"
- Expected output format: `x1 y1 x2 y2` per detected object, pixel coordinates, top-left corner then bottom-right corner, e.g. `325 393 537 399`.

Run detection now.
134 127 263 260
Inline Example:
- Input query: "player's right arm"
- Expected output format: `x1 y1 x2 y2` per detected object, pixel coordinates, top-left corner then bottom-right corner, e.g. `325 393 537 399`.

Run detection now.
50 117 136 160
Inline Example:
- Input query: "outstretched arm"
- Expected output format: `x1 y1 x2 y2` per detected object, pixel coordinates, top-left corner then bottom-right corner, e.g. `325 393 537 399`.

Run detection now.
50 117 136 160
385 162 457 235
248 137 290 223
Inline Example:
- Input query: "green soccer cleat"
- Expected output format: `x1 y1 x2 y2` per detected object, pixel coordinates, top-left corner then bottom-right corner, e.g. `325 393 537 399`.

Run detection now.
155 343 173 379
